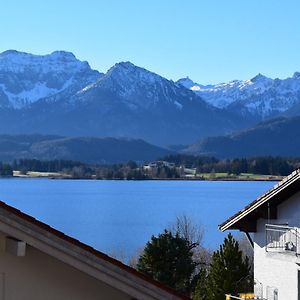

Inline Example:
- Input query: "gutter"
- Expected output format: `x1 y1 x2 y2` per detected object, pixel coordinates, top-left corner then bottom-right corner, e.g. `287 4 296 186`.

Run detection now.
244 231 254 249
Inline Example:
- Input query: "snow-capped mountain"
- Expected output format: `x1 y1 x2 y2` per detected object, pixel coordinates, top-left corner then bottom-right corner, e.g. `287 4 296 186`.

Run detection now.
177 73 300 118
0 50 101 108
56 61 246 145
3 49 300 146
75 61 198 111
0 50 247 145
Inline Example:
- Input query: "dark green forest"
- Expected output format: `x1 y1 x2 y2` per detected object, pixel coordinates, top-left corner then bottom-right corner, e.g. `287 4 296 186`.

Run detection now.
161 155 298 176
1 156 300 178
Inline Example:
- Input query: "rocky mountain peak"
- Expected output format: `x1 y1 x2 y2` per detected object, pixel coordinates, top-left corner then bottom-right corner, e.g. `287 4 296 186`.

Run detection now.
0 50 91 74
177 77 196 89
106 61 163 84
250 73 269 83
49 50 76 60
0 50 101 108
293 72 300 79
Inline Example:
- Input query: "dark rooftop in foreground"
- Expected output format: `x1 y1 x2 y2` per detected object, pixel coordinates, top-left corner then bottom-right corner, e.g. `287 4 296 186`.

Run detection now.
0 200 190 299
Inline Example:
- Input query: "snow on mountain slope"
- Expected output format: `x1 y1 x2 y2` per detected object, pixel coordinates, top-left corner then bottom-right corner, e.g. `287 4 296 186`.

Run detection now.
0 50 87 73
77 61 198 111
177 73 300 118
45 60 244 145
0 52 250 145
0 50 101 108
3 48 300 121
176 77 211 92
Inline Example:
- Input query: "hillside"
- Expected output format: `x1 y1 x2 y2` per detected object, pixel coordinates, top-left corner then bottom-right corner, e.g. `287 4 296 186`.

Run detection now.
184 116 300 158
0 135 172 163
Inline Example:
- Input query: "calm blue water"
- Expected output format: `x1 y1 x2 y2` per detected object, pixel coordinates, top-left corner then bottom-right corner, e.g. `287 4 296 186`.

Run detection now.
0 179 274 260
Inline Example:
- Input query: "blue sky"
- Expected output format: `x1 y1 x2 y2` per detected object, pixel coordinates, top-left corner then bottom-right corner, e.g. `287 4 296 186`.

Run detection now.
1 0 300 84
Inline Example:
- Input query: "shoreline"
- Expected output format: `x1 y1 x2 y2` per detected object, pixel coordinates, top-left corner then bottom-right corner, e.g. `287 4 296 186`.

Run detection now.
5 174 283 182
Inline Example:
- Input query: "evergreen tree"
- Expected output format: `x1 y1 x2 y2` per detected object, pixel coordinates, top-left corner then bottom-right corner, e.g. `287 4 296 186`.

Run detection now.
192 267 208 300
0 163 13 176
137 230 196 294
205 233 252 300
127 160 138 169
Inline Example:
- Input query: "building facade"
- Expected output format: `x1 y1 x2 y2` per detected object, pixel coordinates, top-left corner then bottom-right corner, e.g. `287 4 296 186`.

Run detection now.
220 170 300 300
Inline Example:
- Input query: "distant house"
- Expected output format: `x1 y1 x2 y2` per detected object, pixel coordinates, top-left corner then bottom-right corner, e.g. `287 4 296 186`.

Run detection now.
220 169 300 300
0 201 188 300
181 167 196 176
143 161 176 170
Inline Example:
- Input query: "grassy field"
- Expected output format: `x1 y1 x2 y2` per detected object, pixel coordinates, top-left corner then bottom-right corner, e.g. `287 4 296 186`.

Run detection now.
13 170 70 178
196 172 283 181
11 170 283 181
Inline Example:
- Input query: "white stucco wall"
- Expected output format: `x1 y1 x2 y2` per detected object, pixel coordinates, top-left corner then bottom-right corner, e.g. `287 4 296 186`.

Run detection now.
0 232 131 300
253 191 300 300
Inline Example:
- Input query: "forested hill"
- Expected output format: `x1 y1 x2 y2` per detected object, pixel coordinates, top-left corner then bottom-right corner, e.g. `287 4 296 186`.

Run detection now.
184 116 300 158
0 134 172 163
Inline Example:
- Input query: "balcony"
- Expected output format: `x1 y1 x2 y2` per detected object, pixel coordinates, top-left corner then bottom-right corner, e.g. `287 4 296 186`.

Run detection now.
265 224 300 255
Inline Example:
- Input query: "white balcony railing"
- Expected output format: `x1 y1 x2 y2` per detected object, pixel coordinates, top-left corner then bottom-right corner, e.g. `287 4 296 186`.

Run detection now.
265 224 300 255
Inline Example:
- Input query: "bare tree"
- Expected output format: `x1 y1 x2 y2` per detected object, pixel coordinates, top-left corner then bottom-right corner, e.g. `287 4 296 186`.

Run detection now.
128 247 144 268
170 214 204 247
169 214 211 270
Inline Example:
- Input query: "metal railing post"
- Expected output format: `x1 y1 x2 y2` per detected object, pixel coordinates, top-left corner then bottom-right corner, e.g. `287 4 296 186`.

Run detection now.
297 227 298 256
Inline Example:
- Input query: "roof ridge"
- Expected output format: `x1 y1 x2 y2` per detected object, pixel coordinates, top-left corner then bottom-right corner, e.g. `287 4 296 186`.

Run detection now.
253 169 300 205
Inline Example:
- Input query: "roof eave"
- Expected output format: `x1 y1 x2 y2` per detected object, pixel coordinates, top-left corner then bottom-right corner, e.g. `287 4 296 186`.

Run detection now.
0 201 189 300
219 170 300 232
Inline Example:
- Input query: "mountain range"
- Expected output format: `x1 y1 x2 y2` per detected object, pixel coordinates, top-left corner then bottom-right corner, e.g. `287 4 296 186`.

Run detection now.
0 49 300 159
177 73 300 119
0 50 246 146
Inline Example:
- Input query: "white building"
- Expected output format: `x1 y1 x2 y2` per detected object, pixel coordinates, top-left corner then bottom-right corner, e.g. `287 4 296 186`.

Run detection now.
0 200 188 300
143 161 176 170
220 169 300 300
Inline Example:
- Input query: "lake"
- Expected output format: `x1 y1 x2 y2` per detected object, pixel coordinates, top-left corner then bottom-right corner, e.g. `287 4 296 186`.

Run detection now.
0 179 274 261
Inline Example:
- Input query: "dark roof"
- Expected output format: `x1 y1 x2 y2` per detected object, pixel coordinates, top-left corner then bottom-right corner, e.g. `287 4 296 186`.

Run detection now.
0 200 189 300
219 169 300 232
